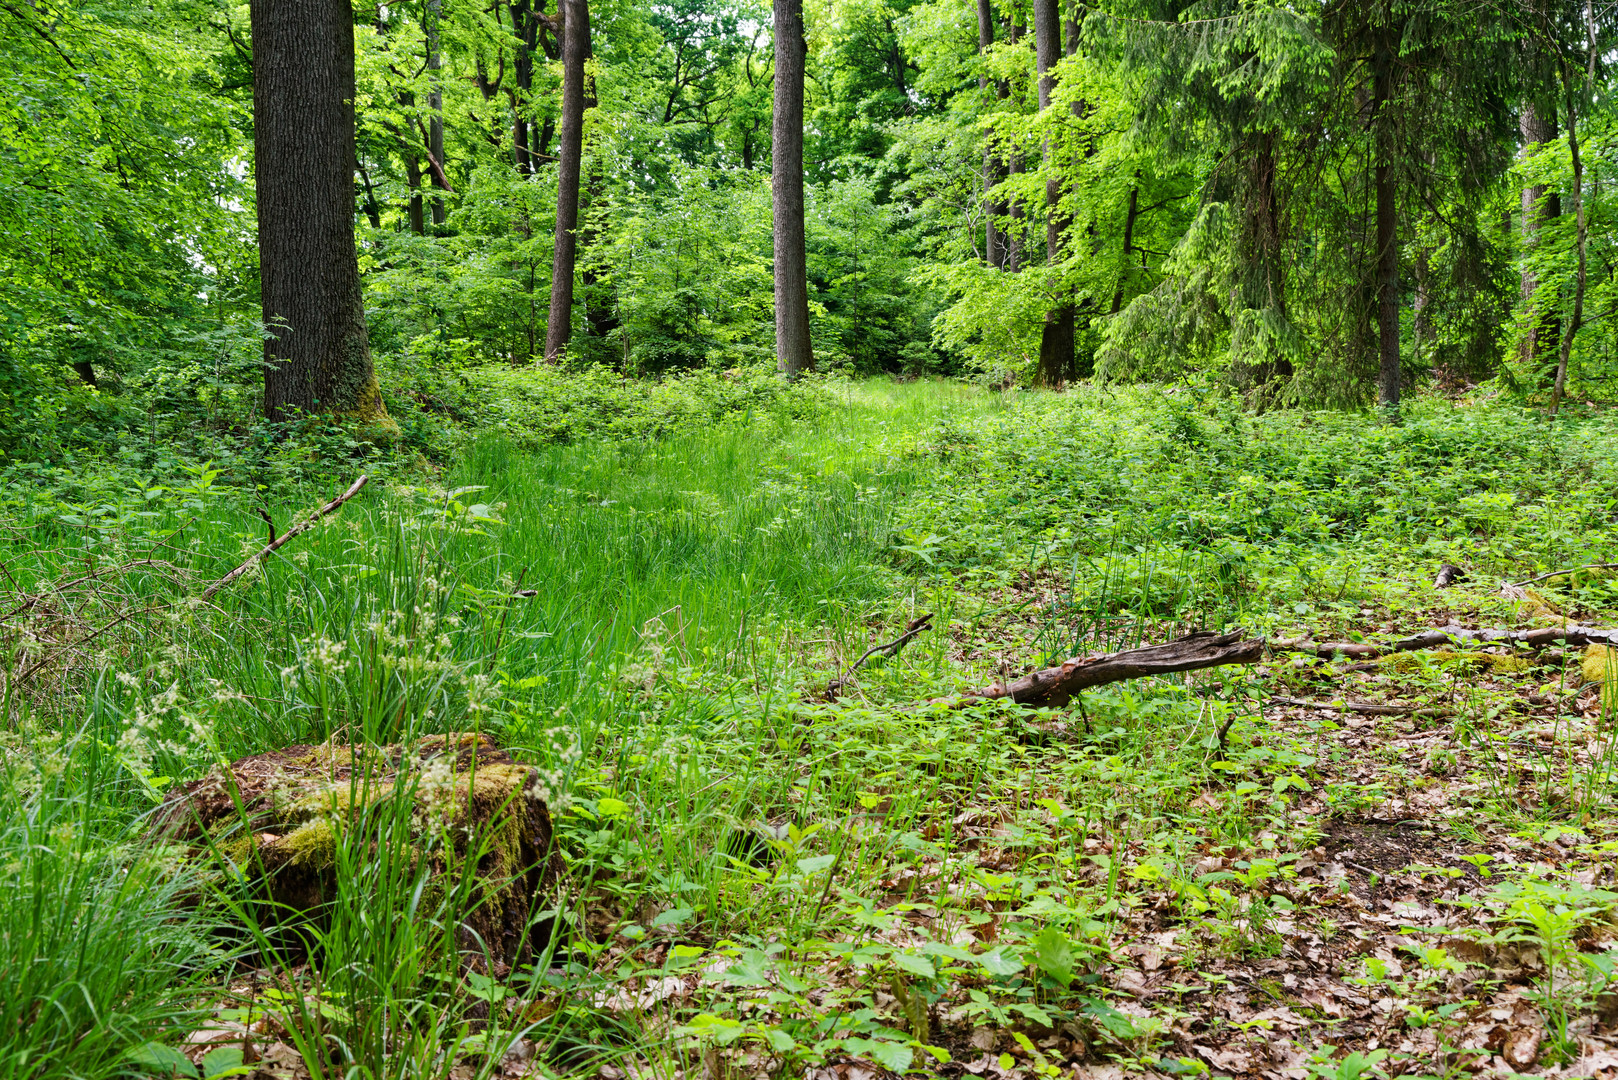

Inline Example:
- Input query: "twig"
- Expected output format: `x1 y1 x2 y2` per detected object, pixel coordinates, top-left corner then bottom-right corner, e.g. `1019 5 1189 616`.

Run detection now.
1510 563 1618 587
200 476 369 601
843 613 934 678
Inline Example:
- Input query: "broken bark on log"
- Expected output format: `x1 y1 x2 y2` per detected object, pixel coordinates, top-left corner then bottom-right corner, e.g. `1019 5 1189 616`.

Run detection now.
151 732 560 968
975 631 1264 708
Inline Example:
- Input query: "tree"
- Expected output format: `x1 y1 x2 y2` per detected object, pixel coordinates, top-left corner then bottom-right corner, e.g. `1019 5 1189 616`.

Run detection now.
772 0 814 377
1032 0 1074 386
545 0 592 362
252 0 394 430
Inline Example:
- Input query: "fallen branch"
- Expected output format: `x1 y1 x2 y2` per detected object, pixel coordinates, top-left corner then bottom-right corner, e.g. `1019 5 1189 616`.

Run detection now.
975 630 1264 708
201 476 369 601
1269 696 1450 719
824 613 934 700
1278 623 1618 660
959 620 1618 712
1510 563 1618 588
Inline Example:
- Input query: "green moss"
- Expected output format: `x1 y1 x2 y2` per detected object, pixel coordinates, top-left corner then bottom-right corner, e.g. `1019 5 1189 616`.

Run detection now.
281 819 339 868
1380 649 1529 676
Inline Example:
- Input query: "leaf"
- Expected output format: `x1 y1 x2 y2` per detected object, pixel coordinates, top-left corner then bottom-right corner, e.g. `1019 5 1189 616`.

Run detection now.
653 907 695 927
891 952 936 978
978 946 1023 977
127 1043 199 1078
796 854 836 874
200 1047 251 1079
762 1027 797 1052
1033 925 1076 987
596 797 631 818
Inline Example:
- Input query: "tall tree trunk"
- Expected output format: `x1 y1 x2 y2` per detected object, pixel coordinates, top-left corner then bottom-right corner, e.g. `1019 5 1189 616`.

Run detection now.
511 0 537 173
399 90 426 235
1519 99 1561 378
252 0 391 430
544 0 590 362
1373 42 1400 411
1004 16 1025 272
427 0 447 228
976 0 1003 268
1033 0 1073 387
1551 0 1596 416
772 0 813 377
1109 181 1137 314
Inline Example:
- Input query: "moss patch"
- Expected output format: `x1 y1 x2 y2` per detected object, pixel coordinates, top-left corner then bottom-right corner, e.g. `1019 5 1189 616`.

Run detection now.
152 732 559 967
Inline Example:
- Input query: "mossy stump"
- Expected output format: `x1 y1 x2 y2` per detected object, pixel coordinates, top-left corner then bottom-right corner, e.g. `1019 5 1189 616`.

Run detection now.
152 733 560 969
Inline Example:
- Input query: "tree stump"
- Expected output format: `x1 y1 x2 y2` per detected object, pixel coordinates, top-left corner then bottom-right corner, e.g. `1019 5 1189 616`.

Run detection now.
151 733 561 969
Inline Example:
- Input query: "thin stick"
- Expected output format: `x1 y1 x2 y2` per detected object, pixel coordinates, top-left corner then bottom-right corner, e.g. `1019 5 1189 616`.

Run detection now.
201 476 369 601
1510 563 1618 588
842 613 933 678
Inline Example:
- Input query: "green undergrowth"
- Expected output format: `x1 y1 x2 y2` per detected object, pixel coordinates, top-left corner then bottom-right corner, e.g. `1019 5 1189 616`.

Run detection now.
6 379 1618 1077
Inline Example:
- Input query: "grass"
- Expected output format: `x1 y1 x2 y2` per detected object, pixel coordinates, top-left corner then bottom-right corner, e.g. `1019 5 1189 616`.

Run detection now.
7 378 1618 1078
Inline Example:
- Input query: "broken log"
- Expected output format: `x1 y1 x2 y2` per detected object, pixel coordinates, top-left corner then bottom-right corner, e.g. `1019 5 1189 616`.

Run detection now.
1278 623 1618 660
975 630 1264 708
964 621 1618 711
151 732 560 968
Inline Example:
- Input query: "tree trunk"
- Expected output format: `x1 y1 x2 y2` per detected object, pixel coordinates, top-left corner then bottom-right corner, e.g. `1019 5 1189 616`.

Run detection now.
544 0 590 363
427 0 447 228
1109 181 1137 314
1004 16 1025 272
1033 0 1073 387
252 0 392 431
511 0 538 173
1551 0 1596 416
976 0 1003 268
399 90 426 235
772 0 813 377
1519 100 1561 378
1373 44 1400 411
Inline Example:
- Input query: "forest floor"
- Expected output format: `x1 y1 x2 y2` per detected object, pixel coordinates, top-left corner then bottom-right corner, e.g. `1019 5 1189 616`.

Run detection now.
6 379 1618 1080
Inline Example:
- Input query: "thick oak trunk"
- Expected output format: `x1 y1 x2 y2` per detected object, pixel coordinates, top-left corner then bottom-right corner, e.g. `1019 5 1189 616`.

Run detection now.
544 0 590 362
252 0 391 430
772 0 814 377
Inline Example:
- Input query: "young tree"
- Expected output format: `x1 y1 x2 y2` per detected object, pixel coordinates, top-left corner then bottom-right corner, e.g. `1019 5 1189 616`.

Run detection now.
772 0 814 377
252 0 393 430
545 0 592 362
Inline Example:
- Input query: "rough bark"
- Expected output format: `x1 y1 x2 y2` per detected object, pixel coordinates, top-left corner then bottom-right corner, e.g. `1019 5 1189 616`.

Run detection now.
150 733 561 969
1373 43 1400 411
1033 0 1073 387
544 0 590 362
252 0 393 433
1518 100 1561 377
772 0 814 377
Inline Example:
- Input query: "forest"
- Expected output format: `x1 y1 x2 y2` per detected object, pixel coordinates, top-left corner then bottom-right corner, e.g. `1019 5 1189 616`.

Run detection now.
5 0 1618 1077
